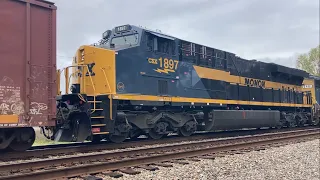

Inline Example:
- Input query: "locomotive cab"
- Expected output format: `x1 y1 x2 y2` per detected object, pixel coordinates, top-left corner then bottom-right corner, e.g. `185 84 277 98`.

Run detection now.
53 25 145 143
96 25 143 51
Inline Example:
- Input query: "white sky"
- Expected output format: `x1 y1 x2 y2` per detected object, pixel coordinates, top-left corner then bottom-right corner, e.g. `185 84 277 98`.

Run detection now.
51 0 320 69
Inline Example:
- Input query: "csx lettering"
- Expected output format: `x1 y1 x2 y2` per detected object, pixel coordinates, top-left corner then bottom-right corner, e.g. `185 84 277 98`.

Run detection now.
76 63 96 77
245 78 265 88
86 63 96 77
148 58 158 64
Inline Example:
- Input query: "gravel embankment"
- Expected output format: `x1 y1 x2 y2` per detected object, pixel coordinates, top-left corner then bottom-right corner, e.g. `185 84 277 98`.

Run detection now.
97 139 320 180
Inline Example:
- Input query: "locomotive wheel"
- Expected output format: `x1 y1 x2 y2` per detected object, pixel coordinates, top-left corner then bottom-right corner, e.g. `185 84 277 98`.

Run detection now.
178 120 197 137
129 124 143 140
148 121 169 140
8 127 35 151
108 134 127 143
287 119 296 128
91 135 102 143
148 129 164 139
108 122 131 143
313 117 320 126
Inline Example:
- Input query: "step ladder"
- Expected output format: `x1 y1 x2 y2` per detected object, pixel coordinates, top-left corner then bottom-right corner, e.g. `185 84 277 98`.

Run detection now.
87 95 109 135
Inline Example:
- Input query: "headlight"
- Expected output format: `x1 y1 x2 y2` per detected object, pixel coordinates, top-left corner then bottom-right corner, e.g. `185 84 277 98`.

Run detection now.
102 30 111 39
81 50 85 61
70 85 76 93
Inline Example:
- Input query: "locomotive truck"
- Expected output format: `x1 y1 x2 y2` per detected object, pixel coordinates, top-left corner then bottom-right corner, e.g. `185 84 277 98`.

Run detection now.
0 0 319 151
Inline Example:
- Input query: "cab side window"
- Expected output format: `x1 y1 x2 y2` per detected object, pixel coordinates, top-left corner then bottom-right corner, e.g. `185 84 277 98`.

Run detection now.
145 32 175 55
146 33 153 51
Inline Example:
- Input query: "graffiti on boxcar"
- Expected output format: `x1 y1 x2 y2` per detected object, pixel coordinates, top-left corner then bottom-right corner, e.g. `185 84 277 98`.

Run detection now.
0 103 10 114
0 76 48 116
30 102 48 115
30 66 49 100
0 76 25 115
10 101 25 114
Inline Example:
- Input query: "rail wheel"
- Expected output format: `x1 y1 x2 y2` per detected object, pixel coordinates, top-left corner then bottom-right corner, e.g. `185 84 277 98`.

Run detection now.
108 134 127 143
313 117 320 126
178 120 197 137
8 127 35 151
129 124 143 140
284 113 296 128
108 122 130 143
91 135 102 143
148 121 169 140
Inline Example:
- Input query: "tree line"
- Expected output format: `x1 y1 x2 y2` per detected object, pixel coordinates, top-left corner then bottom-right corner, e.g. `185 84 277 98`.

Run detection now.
296 45 320 77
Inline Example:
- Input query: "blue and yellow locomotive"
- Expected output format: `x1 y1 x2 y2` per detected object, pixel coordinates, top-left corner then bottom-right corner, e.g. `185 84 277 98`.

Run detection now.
53 24 320 143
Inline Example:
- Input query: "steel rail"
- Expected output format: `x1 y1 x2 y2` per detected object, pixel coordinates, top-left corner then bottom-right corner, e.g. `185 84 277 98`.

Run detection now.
0 128 318 180
0 127 297 161
1 126 317 162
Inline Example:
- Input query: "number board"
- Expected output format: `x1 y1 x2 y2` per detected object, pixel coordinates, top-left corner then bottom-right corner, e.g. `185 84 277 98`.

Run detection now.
148 57 179 74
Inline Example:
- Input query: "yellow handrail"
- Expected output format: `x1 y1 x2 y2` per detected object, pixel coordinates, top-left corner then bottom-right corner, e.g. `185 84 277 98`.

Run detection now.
101 67 113 120
100 67 111 93
58 64 97 114
56 69 61 95
84 65 97 114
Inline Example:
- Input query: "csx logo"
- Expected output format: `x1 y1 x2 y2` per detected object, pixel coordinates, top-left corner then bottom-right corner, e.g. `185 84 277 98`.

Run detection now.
77 63 95 77
148 58 158 64
244 78 265 88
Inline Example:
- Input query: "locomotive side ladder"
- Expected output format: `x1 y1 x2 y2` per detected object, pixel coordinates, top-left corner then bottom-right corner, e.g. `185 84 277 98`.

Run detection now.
60 64 112 136
87 67 114 136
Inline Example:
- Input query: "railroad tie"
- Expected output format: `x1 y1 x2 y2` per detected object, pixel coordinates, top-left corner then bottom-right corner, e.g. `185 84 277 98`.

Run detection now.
118 167 141 175
138 165 159 171
102 171 124 178
82 175 103 180
152 162 173 167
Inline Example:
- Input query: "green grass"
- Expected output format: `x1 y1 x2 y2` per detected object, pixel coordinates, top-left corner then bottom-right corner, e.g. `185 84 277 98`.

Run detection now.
33 127 70 146
33 137 55 146
32 127 90 146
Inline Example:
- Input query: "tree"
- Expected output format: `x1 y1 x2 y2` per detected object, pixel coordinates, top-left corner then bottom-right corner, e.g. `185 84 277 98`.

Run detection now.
296 45 320 76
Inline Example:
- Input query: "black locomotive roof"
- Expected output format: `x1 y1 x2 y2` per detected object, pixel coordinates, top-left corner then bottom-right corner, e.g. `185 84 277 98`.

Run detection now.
310 75 320 80
114 24 310 79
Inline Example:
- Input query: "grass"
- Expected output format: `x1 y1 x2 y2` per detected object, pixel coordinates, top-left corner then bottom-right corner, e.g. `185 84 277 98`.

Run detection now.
32 127 90 146
33 127 71 146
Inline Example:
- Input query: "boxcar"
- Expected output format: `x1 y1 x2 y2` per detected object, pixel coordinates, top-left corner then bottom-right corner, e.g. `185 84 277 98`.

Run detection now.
0 0 57 151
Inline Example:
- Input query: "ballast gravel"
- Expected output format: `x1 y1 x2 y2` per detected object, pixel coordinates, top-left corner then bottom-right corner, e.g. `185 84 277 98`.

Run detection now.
99 139 320 180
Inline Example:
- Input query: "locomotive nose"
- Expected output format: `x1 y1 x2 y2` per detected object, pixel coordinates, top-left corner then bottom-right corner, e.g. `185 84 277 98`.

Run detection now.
54 115 91 142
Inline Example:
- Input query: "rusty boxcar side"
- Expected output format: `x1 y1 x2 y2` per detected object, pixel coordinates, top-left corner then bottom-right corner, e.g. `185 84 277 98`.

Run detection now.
0 0 57 127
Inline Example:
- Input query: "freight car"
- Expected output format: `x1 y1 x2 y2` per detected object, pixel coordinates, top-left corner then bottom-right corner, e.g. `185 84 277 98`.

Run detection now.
0 0 56 151
51 24 320 144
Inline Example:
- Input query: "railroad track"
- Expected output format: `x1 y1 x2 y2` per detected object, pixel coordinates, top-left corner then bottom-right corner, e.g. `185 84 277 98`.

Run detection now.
0 126 316 162
0 128 318 180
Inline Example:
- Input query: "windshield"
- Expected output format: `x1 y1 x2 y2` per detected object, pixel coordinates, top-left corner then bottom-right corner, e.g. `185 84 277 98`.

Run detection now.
111 34 139 46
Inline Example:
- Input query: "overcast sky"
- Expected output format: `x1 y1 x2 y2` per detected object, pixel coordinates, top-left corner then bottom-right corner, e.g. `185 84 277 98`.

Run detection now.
51 0 319 69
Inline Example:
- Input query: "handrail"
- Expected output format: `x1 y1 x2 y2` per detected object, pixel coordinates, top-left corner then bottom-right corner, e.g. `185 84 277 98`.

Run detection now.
84 65 97 114
56 69 61 95
58 64 97 114
100 67 111 93
101 67 113 120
